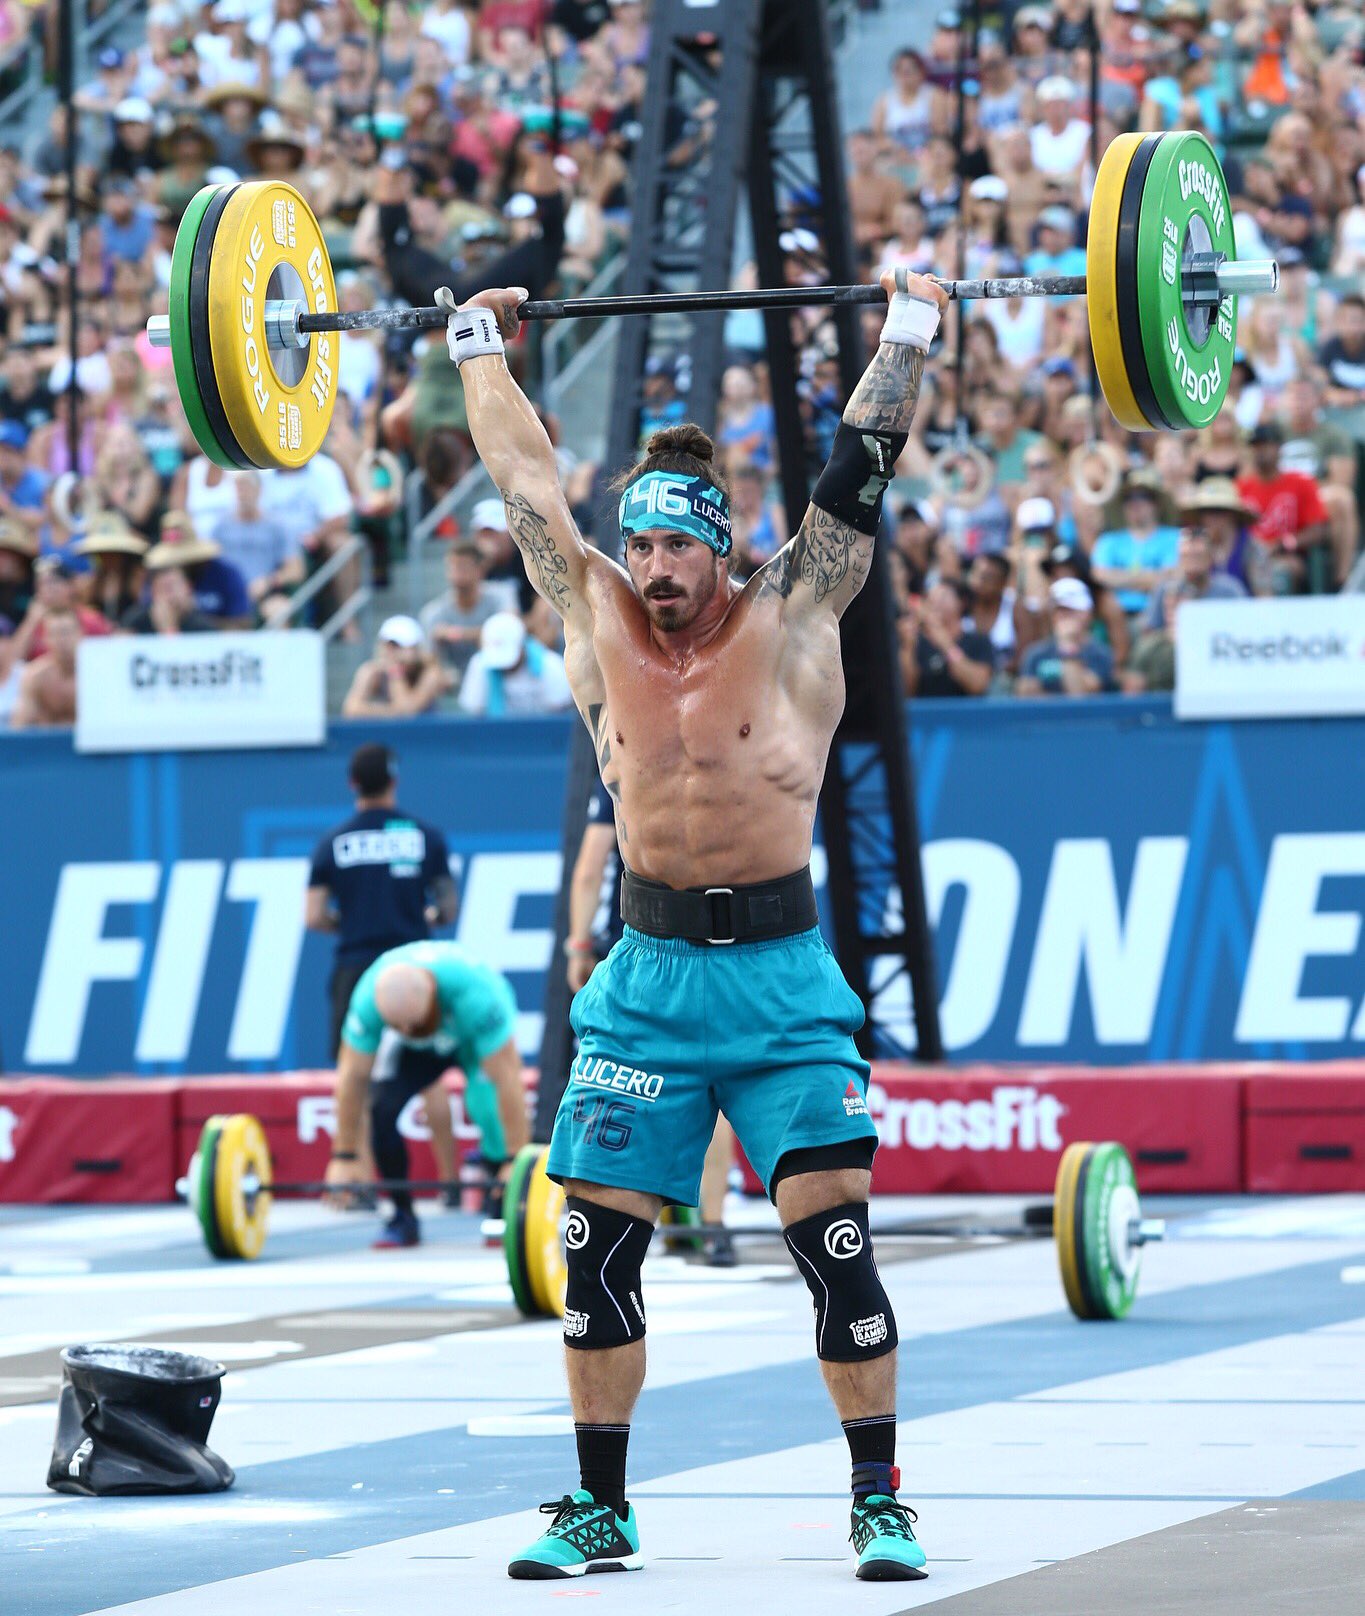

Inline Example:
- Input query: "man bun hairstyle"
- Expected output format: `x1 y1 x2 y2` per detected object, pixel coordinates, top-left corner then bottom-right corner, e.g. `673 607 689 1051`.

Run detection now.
611 424 729 501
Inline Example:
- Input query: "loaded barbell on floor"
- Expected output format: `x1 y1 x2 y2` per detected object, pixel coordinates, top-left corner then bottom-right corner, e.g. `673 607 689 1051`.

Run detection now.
181 1117 1163 1325
146 130 1274 472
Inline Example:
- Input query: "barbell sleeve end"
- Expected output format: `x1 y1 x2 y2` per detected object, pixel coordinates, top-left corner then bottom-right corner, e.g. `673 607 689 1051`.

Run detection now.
1130 1217 1168 1247
147 315 171 348
1215 258 1279 298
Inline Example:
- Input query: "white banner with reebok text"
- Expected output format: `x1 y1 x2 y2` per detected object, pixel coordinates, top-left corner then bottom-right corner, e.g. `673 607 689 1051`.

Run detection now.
1175 595 1365 720
75 630 325 753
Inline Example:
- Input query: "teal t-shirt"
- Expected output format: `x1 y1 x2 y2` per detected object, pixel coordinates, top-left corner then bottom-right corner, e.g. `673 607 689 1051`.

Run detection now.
342 940 517 1073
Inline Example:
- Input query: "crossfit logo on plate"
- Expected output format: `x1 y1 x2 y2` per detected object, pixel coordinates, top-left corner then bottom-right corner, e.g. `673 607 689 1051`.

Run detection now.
565 1210 590 1250
272 198 296 250
850 1313 887 1349
824 1219 863 1259
563 1309 589 1339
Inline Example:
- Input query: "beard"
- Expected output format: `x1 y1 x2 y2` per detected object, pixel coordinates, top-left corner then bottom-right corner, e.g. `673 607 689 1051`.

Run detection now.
642 556 718 630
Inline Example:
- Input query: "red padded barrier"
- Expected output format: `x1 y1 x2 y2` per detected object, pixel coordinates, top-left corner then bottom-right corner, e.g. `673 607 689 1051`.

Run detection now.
1244 1066 1365 1193
0 1079 179 1203
738 1063 1247 1196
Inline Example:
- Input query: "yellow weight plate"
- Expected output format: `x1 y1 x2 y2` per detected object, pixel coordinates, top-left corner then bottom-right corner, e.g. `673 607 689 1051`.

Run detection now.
206 181 339 470
523 1146 567 1318
212 1112 273 1261
1087 133 1156 432
1054 1140 1092 1320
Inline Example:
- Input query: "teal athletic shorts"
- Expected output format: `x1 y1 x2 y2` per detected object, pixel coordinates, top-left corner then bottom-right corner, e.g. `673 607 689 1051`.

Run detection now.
546 924 877 1205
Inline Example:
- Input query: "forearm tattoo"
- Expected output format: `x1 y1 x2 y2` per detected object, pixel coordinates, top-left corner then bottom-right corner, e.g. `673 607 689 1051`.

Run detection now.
844 340 927 435
500 488 570 612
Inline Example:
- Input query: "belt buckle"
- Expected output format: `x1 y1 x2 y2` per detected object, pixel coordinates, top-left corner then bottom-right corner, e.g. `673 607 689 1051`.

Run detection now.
704 887 735 945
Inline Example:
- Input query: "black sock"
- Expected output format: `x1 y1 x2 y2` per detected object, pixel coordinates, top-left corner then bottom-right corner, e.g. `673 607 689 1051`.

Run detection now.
575 1422 629 1517
843 1413 898 1500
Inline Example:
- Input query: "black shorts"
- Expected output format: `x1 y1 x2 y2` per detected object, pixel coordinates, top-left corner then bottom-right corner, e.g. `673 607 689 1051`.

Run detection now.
329 961 371 1061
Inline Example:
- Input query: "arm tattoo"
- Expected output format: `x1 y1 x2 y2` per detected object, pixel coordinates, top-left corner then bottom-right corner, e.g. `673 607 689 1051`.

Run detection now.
500 488 571 612
757 506 867 605
844 340 926 435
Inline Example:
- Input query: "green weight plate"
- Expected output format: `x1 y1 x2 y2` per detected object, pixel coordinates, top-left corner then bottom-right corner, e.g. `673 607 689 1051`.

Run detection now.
1079 1141 1143 1320
194 1116 229 1259
1115 133 1173 432
1137 130 1238 432
169 188 238 469
502 1143 541 1316
189 183 255 469
660 1203 702 1253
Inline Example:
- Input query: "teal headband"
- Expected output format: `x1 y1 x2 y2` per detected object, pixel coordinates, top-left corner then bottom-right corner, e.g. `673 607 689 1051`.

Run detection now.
618 471 733 558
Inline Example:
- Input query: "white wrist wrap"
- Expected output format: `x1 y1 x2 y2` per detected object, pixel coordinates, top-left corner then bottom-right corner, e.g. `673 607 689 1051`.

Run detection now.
881 293 940 352
437 289 505 367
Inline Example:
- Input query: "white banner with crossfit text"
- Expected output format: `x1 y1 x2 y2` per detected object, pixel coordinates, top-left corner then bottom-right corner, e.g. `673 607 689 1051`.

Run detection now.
75 630 325 753
1175 594 1365 720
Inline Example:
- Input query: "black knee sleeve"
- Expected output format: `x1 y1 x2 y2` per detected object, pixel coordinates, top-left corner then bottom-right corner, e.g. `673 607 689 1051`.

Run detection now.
562 1197 654 1350
784 1201 898 1363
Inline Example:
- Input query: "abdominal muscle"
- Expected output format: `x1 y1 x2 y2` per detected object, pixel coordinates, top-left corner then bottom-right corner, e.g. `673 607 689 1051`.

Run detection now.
568 579 844 890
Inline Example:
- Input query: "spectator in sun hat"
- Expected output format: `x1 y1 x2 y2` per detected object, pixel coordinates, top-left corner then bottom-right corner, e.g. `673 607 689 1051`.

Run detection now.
0 518 37 624
72 512 149 627
1014 576 1118 697
343 615 453 719
1141 522 1247 635
458 610 573 717
144 511 253 628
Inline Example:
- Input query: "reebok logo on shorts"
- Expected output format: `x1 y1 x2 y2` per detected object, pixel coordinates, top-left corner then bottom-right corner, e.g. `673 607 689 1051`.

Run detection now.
570 1053 665 1103
843 1080 868 1117
850 1313 888 1349
564 1309 590 1338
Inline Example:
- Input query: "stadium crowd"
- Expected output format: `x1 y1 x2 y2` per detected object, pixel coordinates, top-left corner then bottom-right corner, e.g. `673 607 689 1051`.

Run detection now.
2 0 1365 728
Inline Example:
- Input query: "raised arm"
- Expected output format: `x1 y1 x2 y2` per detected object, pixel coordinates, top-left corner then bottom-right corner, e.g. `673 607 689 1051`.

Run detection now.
440 285 591 623
755 268 948 620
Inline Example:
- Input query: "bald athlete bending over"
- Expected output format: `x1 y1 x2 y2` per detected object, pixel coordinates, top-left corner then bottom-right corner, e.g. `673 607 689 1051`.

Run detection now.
324 942 531 1243
441 267 947 1581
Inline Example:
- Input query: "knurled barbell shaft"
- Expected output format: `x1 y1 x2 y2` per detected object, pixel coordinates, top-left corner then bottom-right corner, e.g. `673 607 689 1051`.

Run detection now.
145 257 1277 351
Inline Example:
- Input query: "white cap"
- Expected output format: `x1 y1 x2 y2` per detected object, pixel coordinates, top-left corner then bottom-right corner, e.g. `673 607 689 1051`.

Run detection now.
1037 75 1076 102
1050 576 1093 613
480 611 526 670
1017 495 1056 531
503 191 538 219
471 496 508 532
114 96 153 123
969 174 1009 202
378 614 424 648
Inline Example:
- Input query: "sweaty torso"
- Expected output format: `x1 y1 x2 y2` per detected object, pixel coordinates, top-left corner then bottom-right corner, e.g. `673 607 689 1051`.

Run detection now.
564 556 844 888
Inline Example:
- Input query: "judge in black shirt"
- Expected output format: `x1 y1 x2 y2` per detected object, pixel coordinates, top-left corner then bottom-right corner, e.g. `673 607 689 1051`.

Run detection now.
307 744 458 1058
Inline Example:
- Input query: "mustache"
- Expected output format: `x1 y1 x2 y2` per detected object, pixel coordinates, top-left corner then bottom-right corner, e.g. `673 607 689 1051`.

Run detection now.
644 583 686 599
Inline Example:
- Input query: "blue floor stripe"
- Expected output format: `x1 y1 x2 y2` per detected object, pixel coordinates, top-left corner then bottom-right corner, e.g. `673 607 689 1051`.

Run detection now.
1286 1468 1365 1502
8 1254 1365 1616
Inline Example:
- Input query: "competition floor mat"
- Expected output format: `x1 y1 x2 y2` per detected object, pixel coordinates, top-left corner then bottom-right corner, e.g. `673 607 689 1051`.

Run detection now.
3 1195 1365 1614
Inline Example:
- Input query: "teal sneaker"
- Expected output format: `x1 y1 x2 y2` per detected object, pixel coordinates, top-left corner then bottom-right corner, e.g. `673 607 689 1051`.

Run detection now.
850 1493 928 1581
507 1490 643 1579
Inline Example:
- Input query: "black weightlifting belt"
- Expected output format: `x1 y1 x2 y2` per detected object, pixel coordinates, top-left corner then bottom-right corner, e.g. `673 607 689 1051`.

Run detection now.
620 866 818 946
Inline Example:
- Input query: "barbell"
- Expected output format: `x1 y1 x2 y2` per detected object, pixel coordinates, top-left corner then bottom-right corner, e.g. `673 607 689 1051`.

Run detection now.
181 1114 1164 1324
145 130 1273 473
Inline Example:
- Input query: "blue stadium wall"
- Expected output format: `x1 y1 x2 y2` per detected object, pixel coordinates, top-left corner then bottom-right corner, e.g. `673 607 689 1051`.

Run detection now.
2 697 1361 1075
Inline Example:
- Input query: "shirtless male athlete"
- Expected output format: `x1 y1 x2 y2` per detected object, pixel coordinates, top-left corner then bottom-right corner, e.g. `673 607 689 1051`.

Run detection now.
438 265 948 1582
